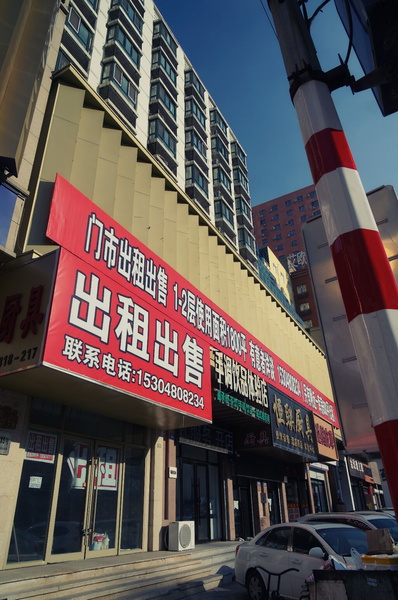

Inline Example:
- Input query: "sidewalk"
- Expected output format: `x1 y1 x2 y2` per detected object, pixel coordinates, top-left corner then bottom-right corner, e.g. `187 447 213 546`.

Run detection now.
190 579 247 599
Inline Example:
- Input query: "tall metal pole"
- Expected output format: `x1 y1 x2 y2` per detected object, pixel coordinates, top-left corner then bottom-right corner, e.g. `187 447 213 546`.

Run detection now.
268 0 398 516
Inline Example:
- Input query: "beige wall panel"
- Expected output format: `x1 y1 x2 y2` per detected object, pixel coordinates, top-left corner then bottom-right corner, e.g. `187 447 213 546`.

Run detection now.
248 279 261 335
130 162 153 244
0 391 29 570
262 296 273 342
176 203 190 278
92 128 122 217
147 177 166 257
216 243 229 312
187 212 201 289
250 282 264 338
274 307 287 358
230 260 244 324
114 145 138 227
247 277 260 335
40 86 86 183
198 226 211 297
236 269 252 332
162 190 178 267
208 234 221 306
40 116 79 184
69 107 104 200
240 270 254 332
225 256 238 320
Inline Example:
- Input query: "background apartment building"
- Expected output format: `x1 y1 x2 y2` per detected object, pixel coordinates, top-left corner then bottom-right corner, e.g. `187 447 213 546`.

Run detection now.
50 0 257 267
252 184 321 333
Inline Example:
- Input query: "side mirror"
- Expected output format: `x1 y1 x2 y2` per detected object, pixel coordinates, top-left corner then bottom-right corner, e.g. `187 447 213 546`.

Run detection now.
309 546 326 559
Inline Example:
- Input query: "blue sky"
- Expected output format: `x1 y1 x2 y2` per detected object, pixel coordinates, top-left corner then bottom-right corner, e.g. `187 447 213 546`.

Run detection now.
155 0 398 206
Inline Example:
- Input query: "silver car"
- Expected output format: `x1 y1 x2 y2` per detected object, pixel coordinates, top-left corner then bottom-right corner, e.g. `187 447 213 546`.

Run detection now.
298 510 398 542
235 522 368 600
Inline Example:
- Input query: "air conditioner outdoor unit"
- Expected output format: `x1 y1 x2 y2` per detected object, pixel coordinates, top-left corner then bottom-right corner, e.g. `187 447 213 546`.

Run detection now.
168 521 195 551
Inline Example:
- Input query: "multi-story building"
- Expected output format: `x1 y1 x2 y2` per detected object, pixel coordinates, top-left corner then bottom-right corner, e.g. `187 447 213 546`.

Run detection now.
52 0 257 267
252 184 320 271
0 2 347 594
252 185 320 332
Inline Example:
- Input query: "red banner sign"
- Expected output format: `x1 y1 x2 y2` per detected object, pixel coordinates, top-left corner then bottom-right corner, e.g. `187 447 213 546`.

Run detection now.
45 176 338 426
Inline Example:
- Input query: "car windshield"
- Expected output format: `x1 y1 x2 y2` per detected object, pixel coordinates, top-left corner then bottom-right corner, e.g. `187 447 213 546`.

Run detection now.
316 527 368 557
367 517 398 542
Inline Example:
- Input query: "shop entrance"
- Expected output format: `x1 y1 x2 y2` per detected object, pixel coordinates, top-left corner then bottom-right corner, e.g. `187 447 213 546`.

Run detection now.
177 445 222 543
49 437 121 559
7 401 147 565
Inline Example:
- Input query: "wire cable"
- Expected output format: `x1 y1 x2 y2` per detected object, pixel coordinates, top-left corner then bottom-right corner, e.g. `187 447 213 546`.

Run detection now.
307 0 332 27
342 0 354 64
259 0 278 38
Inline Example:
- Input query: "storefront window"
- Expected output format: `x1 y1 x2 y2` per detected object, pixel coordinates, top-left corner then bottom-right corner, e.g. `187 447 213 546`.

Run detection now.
120 447 146 550
311 479 329 513
7 431 58 563
177 443 222 542
7 404 147 564
64 406 124 441
30 397 62 428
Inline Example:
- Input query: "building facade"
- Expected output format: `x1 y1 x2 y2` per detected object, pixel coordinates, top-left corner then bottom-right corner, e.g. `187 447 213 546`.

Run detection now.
252 185 321 333
0 0 342 586
51 0 257 268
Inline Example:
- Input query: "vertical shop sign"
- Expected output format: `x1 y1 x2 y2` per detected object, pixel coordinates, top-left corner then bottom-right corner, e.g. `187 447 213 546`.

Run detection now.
0 252 57 375
313 414 338 460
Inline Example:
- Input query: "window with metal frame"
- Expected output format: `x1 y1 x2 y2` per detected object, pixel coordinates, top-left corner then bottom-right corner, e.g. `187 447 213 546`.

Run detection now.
67 6 93 51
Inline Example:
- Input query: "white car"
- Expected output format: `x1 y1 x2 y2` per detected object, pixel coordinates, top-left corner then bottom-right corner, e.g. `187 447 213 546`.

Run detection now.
235 522 368 600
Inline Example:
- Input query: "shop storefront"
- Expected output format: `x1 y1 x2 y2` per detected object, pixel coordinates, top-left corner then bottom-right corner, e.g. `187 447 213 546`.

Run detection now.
347 456 376 510
308 414 339 513
7 400 147 564
176 426 232 542
0 154 339 571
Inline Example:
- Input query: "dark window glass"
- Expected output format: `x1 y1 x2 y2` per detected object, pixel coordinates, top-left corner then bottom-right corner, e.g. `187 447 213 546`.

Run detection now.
64 406 123 440
7 433 58 563
258 527 290 550
30 398 62 428
120 447 145 549
293 528 323 554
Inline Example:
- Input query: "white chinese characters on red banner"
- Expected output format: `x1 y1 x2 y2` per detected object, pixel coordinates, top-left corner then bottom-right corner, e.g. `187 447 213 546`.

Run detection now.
45 175 338 426
44 248 210 420
26 430 57 463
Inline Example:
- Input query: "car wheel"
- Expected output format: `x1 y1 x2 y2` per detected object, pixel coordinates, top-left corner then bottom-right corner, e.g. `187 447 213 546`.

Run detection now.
247 570 267 600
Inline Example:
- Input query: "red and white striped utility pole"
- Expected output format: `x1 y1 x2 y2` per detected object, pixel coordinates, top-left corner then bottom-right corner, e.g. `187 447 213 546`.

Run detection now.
268 0 398 515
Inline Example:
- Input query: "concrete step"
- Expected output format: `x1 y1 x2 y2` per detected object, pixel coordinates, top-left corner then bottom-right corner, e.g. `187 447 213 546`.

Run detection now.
0 543 237 600
0 558 206 600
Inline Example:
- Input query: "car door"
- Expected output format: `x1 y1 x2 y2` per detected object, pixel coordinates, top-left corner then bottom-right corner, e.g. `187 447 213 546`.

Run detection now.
289 527 327 599
255 526 292 598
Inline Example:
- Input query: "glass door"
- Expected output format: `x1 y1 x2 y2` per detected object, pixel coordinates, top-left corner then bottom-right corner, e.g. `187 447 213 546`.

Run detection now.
179 460 222 543
86 444 120 556
48 437 121 560
196 464 209 542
